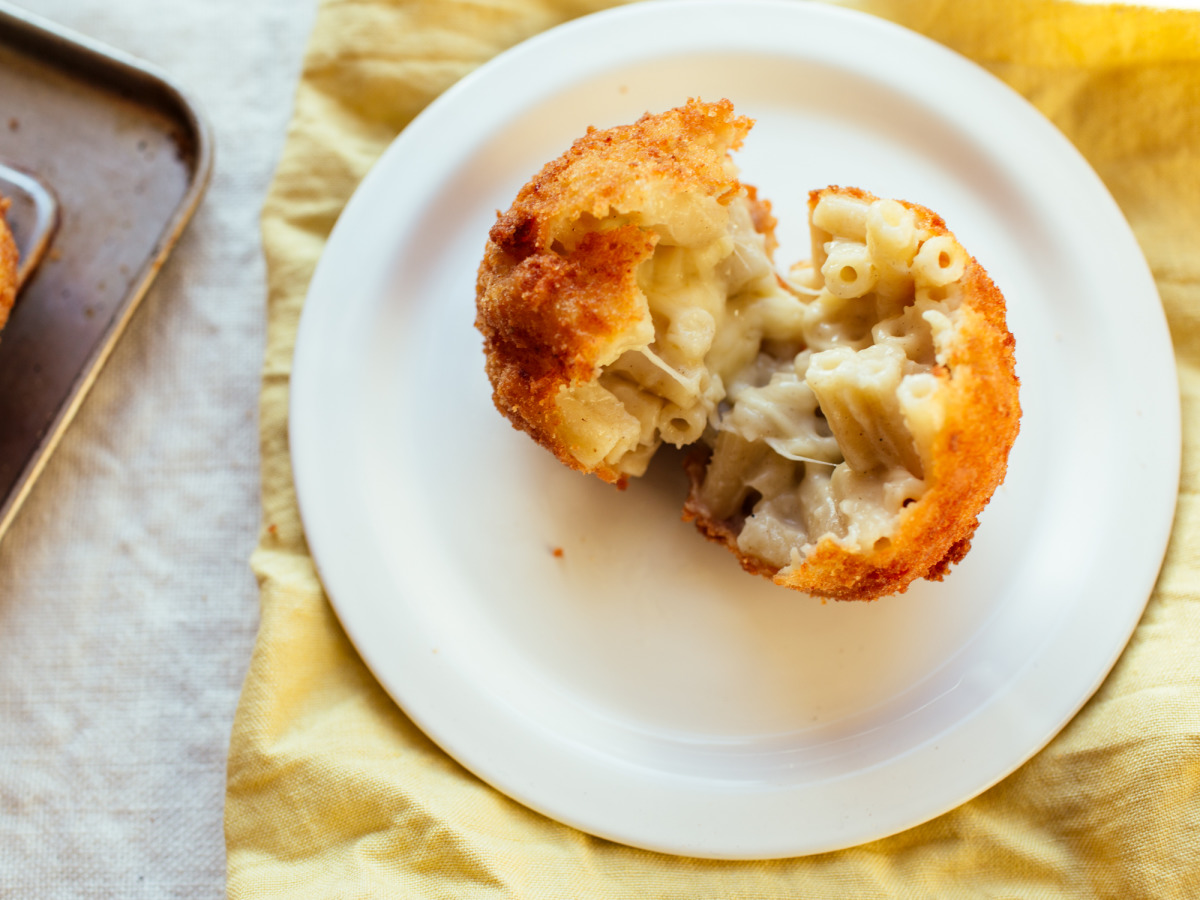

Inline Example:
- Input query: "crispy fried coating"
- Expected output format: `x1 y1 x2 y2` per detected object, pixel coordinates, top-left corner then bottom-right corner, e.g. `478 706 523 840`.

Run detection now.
475 99 754 484
0 197 17 334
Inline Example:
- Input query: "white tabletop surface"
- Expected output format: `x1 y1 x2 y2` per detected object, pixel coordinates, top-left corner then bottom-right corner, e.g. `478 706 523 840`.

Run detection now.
0 1 316 895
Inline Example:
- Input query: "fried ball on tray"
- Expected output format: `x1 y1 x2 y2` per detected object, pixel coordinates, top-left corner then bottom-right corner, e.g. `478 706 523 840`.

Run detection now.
0 197 17 334
475 100 1020 601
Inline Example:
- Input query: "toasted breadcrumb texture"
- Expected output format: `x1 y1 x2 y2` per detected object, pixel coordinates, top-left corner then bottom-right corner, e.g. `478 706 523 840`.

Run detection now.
0 197 17 334
475 99 753 485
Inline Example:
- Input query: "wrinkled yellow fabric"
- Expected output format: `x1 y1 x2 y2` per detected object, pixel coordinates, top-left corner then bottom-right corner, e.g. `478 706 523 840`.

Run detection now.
226 1 1200 896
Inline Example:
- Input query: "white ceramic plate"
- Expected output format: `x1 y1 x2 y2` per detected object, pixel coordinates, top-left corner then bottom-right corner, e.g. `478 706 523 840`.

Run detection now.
290 0 1179 859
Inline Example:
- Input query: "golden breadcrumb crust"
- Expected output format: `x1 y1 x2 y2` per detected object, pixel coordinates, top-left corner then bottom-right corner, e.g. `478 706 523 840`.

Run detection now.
475 98 754 485
684 187 1021 601
0 197 17 334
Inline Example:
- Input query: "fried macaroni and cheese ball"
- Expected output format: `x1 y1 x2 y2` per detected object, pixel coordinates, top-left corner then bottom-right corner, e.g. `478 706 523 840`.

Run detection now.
0 197 17 334
475 101 1020 601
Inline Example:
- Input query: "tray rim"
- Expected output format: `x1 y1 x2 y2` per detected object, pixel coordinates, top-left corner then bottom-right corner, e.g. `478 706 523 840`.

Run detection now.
0 0 215 542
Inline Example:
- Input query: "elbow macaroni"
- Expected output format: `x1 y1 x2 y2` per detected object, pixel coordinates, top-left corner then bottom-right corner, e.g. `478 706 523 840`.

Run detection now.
558 190 802 470
551 185 976 572
693 189 971 567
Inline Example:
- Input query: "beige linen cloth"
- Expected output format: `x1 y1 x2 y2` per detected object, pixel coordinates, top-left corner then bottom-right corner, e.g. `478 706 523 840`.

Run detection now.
226 0 1200 895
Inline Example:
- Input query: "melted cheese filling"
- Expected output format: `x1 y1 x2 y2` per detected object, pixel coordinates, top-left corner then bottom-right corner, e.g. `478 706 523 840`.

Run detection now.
554 191 965 571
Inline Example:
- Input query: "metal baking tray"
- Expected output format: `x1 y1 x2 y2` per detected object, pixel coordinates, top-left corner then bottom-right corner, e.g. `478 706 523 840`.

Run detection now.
0 1 213 541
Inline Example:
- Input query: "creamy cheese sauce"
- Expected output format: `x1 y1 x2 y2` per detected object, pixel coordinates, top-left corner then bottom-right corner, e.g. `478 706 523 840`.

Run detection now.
555 190 965 570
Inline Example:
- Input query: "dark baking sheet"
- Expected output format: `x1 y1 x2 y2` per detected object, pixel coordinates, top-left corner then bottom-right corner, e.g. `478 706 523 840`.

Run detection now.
0 2 212 540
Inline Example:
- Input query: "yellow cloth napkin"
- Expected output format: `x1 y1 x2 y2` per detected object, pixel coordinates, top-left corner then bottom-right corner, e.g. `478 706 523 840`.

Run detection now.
226 0 1200 895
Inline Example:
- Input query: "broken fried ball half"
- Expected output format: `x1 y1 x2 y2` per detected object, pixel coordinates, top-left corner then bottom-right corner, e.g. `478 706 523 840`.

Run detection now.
475 99 1020 601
